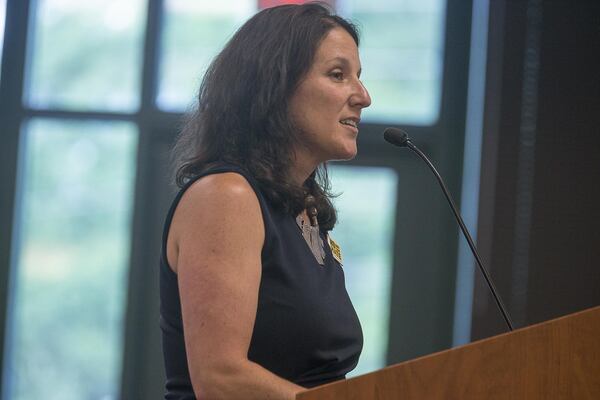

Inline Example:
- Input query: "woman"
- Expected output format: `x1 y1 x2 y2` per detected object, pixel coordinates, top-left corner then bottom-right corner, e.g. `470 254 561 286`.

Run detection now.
160 3 371 399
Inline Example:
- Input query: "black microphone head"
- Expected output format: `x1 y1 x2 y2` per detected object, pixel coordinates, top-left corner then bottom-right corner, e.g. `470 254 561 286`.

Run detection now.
383 127 409 147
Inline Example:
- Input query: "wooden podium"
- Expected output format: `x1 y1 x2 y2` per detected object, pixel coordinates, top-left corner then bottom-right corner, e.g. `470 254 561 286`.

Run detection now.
298 306 600 399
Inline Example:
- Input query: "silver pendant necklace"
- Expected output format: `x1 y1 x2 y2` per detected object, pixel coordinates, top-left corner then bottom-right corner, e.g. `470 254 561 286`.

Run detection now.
295 195 326 265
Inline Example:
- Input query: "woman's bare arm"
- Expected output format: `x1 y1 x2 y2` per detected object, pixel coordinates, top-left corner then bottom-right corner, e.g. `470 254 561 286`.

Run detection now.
168 173 305 399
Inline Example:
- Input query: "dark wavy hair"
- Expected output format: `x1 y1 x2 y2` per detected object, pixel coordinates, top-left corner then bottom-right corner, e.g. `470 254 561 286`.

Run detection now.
172 3 360 231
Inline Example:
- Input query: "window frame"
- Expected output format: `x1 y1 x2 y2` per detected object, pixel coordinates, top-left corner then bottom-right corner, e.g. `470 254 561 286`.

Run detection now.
0 0 473 396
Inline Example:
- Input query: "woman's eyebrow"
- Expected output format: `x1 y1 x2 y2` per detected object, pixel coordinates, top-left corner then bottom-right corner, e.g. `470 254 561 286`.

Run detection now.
325 56 350 66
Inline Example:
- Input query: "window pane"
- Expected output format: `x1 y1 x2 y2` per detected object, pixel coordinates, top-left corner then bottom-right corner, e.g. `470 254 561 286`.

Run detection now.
328 165 398 376
5 119 138 400
345 0 447 124
24 0 147 112
157 0 255 110
157 0 445 124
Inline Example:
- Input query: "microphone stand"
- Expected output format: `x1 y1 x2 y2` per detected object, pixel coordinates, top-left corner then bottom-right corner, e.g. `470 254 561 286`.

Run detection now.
405 139 514 332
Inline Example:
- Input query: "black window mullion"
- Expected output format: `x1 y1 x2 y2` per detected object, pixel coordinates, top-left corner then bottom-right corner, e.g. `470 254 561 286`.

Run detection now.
120 0 167 398
23 108 136 121
0 0 32 396
139 0 163 111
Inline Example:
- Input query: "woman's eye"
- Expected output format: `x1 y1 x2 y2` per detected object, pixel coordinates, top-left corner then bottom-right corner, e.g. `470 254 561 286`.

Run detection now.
331 71 344 81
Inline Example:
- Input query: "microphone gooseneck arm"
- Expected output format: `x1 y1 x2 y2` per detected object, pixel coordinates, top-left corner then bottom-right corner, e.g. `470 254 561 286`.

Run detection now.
384 128 514 332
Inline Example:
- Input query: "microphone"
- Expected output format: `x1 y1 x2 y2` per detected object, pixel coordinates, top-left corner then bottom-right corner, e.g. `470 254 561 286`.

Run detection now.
383 127 514 332
383 128 409 147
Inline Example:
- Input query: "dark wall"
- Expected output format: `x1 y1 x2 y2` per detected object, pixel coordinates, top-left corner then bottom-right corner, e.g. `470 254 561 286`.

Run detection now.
473 0 600 338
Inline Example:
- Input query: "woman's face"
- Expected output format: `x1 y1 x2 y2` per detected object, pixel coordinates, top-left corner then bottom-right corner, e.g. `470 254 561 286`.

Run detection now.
289 26 371 167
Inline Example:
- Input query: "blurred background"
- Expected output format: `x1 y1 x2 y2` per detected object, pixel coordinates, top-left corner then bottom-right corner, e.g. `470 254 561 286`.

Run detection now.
0 0 598 398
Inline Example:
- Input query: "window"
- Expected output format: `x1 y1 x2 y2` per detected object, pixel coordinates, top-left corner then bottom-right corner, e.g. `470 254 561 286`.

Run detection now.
6 120 137 399
3 0 143 398
158 0 255 110
341 0 446 124
157 0 447 125
1 0 459 395
24 0 146 111
329 165 398 375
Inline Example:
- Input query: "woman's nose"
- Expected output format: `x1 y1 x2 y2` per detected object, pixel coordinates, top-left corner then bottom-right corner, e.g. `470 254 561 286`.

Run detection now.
350 80 372 109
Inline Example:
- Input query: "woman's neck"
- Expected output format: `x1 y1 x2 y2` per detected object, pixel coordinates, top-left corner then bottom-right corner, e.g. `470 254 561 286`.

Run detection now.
290 148 319 186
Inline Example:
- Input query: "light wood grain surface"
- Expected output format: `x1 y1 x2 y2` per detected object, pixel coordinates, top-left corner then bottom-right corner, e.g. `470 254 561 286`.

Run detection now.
298 306 600 400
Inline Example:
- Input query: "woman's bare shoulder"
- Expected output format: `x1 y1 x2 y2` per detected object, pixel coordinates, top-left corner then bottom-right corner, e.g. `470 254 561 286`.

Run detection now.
180 172 259 211
167 172 264 272
188 171 255 196
177 172 262 229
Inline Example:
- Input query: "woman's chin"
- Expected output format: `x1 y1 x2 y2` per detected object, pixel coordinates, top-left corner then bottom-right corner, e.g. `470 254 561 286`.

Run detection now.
333 144 358 161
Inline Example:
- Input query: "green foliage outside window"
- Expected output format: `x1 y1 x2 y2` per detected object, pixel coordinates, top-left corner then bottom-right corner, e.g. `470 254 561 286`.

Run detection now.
7 120 137 400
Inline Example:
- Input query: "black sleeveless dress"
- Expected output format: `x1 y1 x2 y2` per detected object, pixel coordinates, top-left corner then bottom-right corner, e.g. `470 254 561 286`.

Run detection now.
159 164 363 399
